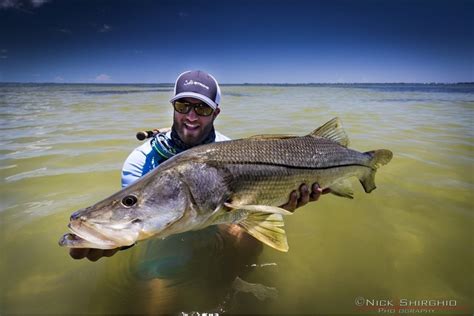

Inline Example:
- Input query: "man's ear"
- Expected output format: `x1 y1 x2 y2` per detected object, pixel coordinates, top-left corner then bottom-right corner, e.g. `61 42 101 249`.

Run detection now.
213 107 221 118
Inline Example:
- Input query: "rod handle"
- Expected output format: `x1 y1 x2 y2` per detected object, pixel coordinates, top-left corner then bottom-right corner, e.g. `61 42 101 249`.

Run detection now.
136 129 159 141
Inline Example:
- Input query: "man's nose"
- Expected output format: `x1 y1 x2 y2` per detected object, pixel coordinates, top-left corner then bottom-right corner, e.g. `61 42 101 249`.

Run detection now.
186 107 198 120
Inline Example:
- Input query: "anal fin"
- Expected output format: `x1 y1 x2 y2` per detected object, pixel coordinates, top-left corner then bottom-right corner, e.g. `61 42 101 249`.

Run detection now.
329 179 354 199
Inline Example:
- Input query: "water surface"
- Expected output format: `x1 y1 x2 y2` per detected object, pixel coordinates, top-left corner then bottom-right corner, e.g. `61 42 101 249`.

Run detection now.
1 83 473 315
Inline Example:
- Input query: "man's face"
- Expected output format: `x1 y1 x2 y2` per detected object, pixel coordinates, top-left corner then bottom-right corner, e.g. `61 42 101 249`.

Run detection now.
172 97 220 147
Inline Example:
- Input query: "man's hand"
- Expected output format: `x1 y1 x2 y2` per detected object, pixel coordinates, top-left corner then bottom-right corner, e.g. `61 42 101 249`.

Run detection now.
280 183 331 212
69 245 134 261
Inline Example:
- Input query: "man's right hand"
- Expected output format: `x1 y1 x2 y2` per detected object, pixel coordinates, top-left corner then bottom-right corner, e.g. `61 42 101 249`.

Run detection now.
69 245 134 261
280 183 331 212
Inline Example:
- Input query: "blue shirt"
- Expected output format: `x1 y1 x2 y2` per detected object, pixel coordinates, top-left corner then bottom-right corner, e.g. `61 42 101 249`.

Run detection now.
121 129 230 187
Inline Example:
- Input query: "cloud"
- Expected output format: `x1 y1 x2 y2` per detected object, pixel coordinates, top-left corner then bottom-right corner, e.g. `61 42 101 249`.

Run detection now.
88 22 112 33
178 11 189 18
98 24 111 33
0 0 18 9
54 76 64 82
95 74 111 82
0 49 7 59
58 28 71 34
30 0 48 7
0 0 49 10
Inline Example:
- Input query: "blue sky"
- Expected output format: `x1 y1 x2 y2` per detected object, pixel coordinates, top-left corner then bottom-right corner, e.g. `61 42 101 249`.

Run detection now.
0 0 472 83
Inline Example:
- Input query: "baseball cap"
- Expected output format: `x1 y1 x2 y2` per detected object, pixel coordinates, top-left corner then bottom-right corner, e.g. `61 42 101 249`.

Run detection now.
170 70 221 110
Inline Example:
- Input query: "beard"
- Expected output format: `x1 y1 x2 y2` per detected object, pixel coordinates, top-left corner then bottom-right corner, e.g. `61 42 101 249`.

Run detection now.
172 113 215 147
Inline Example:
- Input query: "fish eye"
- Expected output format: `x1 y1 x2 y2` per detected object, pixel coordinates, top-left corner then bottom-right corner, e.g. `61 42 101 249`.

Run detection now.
121 195 138 208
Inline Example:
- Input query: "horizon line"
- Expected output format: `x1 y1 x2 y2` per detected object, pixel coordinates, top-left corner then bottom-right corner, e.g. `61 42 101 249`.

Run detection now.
1 81 473 85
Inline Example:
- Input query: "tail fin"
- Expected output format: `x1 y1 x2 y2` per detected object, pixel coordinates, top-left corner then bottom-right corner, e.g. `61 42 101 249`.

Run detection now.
367 149 393 169
360 149 393 193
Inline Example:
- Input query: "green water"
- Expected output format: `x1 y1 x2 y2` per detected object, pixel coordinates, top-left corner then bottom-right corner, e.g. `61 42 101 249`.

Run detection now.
1 83 473 315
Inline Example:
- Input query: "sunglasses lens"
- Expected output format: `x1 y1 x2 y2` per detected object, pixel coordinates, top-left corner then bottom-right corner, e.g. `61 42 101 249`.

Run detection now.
174 101 190 114
194 104 213 116
174 101 214 116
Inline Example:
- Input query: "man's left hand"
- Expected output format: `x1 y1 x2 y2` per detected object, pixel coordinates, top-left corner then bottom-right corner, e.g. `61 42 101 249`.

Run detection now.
280 183 331 212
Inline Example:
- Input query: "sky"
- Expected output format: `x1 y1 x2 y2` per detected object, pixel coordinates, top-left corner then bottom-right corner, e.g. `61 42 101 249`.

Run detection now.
0 0 472 83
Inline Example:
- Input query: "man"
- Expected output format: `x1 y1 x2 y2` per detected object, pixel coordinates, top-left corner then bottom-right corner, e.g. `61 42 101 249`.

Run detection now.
71 70 327 261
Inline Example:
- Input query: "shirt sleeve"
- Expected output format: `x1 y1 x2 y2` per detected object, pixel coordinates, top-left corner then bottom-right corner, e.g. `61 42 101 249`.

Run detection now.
121 147 147 188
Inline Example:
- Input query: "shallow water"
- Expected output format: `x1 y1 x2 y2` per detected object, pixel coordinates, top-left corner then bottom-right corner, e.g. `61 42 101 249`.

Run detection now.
1 83 473 315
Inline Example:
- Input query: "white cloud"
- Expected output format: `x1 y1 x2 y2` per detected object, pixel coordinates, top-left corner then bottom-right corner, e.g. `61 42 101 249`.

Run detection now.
58 28 71 34
0 0 17 9
95 74 111 82
0 0 49 9
31 0 48 7
54 76 64 82
99 24 111 33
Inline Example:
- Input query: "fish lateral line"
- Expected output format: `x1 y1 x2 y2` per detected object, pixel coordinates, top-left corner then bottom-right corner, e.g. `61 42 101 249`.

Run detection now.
204 160 373 171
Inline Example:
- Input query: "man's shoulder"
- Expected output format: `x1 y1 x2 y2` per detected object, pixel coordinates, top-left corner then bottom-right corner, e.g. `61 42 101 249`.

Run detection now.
130 139 154 155
215 131 231 142
121 139 159 187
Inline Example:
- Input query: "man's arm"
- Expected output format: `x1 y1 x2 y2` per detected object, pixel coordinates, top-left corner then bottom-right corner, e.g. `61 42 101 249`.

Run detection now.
121 146 149 188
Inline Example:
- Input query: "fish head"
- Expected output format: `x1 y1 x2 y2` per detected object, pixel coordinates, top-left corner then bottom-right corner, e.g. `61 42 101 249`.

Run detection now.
64 170 191 249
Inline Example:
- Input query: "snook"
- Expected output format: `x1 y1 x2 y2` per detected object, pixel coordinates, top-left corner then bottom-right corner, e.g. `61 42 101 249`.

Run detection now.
59 118 392 252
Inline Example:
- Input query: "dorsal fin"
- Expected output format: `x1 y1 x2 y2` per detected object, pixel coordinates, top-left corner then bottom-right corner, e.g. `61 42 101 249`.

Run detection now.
308 117 349 147
249 134 297 140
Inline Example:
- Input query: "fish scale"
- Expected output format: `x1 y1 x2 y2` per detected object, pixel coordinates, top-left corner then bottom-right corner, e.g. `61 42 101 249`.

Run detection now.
177 136 372 169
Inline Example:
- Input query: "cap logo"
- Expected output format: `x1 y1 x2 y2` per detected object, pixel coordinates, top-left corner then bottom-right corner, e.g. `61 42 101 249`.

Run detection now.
183 79 209 90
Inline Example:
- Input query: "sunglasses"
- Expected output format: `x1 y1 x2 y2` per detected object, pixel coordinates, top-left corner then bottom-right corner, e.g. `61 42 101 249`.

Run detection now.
173 100 214 117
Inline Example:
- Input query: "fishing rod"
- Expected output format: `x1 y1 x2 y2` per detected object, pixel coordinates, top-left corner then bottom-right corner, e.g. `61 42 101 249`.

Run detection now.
136 127 171 141
136 129 160 141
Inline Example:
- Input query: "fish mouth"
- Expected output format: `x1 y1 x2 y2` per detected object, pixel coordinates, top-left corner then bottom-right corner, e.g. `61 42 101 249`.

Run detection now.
62 219 141 249
58 232 115 249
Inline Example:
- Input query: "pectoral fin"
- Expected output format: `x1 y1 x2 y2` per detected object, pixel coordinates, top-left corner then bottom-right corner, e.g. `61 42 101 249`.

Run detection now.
239 213 289 252
224 203 293 215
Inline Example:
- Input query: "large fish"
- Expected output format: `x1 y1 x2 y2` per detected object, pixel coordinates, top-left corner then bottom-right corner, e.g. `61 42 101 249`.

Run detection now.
59 118 392 252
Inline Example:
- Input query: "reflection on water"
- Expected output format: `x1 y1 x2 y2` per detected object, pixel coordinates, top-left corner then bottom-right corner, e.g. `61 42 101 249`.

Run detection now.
0 83 473 315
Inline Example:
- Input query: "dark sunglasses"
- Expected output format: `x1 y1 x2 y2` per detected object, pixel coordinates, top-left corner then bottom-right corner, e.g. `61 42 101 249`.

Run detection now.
173 100 214 116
